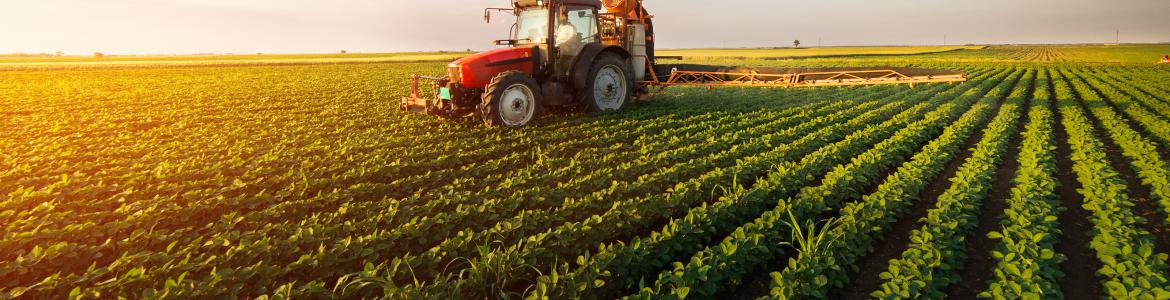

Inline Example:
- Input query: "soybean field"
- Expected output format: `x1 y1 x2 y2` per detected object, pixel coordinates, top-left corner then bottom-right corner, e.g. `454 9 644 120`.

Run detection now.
4 45 1170 299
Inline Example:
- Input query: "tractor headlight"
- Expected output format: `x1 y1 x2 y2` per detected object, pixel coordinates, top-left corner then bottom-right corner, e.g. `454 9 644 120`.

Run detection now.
448 65 461 83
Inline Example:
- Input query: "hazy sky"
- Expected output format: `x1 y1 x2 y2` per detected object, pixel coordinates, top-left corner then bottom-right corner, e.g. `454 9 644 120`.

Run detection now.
3 0 1169 55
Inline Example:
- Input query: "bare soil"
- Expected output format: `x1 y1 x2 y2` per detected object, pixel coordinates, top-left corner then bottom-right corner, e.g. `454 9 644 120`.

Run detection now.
1049 72 1104 298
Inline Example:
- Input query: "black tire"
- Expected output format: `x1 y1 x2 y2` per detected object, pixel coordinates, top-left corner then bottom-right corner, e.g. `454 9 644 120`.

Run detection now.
581 53 634 112
480 71 543 127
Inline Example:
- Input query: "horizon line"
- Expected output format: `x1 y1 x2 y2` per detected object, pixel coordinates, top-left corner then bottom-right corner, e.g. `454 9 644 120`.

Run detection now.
3 42 1168 57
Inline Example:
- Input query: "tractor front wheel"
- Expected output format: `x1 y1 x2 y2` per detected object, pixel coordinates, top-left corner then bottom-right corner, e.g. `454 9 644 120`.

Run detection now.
481 71 543 127
582 53 633 112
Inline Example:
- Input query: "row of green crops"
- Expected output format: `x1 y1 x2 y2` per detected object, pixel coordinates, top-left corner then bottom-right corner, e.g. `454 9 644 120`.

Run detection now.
1063 68 1170 225
870 69 1029 299
981 69 1066 299
625 69 1024 300
125 91 845 298
409 73 963 299
1052 68 1170 299
520 77 972 300
763 69 1023 299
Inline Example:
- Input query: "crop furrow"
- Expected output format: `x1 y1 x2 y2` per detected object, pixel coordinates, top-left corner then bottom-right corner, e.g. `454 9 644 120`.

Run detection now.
1044 69 1170 299
630 69 1019 300
763 69 1025 300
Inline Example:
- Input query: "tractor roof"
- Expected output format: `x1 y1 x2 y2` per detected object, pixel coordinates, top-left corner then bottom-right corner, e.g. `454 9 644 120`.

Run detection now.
514 0 602 8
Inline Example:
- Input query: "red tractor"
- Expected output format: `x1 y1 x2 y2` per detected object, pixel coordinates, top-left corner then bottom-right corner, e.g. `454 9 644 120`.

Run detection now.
403 0 654 127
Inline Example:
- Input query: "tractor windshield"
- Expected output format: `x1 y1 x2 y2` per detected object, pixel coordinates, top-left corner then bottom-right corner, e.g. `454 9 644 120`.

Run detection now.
515 9 549 44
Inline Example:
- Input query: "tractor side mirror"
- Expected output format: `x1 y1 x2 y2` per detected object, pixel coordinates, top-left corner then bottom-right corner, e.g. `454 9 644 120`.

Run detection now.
484 8 514 24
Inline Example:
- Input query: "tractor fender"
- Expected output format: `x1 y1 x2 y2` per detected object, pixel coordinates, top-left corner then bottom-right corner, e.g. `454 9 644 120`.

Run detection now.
571 44 632 89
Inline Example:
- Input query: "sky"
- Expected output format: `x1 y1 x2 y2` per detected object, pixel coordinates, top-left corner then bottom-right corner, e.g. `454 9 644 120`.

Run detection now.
2 0 1169 55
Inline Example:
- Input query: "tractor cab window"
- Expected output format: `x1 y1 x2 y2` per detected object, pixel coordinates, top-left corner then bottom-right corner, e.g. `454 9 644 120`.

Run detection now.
554 6 598 73
555 6 598 53
515 9 549 44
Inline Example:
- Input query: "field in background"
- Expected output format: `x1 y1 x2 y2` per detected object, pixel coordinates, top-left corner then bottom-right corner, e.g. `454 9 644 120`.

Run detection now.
4 45 1170 299
0 52 471 70
6 44 1166 69
658 45 986 58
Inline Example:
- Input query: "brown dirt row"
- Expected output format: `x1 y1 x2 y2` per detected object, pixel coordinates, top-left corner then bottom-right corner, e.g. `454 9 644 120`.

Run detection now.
1047 68 1104 298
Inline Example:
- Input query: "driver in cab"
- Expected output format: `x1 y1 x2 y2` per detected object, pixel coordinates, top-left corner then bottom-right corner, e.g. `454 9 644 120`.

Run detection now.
555 6 583 71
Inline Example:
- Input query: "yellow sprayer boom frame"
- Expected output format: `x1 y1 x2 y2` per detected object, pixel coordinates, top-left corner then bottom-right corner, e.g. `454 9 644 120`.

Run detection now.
640 61 966 89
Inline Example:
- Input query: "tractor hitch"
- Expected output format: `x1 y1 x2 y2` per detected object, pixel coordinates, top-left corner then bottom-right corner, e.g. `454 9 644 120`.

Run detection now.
400 75 469 118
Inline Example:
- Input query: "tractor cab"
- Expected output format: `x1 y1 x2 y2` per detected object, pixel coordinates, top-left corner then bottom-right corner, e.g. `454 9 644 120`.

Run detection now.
508 2 602 76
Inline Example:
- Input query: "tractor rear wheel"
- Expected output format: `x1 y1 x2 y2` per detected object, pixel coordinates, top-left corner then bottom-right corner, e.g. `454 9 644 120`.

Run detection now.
481 71 543 127
582 53 633 112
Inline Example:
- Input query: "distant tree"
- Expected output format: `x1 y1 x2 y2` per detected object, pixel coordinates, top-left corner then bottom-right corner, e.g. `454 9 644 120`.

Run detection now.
93 52 105 58
341 50 347 54
793 40 801 48
55 50 64 57
466 48 472 52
